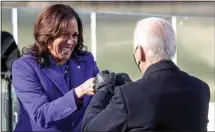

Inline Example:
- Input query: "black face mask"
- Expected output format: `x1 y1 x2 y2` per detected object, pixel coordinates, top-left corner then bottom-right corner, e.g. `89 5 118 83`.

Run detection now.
133 46 142 73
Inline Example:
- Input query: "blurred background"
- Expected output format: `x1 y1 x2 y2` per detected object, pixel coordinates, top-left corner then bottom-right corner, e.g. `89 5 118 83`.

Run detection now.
1 1 214 131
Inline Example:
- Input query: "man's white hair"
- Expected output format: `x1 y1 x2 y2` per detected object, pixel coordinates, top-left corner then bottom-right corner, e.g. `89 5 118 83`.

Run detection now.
134 17 176 60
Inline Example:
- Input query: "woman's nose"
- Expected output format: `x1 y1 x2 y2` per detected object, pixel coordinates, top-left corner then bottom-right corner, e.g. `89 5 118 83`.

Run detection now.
67 39 74 45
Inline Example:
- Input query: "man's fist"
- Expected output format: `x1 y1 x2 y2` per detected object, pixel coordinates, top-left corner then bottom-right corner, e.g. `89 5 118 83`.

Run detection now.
116 73 132 86
94 70 117 93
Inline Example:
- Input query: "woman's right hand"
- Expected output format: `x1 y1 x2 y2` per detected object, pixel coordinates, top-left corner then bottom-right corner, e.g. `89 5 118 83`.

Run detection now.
74 78 95 98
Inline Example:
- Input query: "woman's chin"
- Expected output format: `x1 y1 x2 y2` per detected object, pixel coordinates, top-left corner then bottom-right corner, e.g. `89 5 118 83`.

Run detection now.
60 55 71 60
60 52 72 58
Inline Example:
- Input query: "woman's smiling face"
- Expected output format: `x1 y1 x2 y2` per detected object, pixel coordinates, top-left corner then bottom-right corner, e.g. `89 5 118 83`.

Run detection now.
48 18 79 64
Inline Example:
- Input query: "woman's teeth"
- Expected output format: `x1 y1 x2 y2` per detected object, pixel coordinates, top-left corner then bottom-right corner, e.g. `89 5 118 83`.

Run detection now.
60 47 71 54
62 47 70 50
62 46 70 50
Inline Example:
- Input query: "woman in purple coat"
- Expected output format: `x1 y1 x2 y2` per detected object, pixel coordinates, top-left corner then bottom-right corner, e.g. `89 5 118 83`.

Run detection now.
12 4 99 132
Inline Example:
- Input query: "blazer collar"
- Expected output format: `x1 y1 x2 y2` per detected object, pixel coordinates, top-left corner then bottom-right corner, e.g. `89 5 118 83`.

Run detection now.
68 54 86 88
42 63 69 95
143 60 179 78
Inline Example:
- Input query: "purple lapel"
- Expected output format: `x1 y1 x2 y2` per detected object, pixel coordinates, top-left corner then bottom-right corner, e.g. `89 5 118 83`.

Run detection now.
68 54 86 89
69 54 93 107
42 63 68 95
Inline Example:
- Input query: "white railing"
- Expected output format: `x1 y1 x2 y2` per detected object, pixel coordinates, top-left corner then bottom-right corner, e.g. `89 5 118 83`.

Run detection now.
90 12 97 61
171 16 177 65
12 8 18 44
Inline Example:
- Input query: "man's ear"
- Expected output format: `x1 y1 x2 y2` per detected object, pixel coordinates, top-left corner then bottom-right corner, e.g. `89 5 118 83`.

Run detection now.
136 46 146 63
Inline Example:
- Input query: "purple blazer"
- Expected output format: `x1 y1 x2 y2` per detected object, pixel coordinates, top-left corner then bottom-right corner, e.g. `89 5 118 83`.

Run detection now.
12 52 99 132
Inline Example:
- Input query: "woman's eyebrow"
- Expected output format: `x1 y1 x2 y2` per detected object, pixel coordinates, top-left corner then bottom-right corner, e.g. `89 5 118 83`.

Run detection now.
66 31 79 34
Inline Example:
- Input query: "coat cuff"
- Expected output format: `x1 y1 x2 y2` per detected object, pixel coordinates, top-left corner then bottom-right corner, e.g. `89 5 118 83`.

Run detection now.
55 89 78 121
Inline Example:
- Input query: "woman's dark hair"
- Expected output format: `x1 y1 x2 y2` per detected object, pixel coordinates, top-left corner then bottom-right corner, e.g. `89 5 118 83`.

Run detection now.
22 4 87 66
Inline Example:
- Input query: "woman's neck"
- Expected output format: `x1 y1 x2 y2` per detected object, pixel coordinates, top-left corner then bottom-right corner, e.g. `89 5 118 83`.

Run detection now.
56 59 67 65
49 55 67 65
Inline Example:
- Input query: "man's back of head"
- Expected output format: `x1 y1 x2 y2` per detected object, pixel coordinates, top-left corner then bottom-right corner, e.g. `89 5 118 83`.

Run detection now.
133 17 176 73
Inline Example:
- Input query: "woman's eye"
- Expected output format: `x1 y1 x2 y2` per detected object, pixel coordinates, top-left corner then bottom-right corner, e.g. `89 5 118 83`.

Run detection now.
73 34 79 37
61 33 70 37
